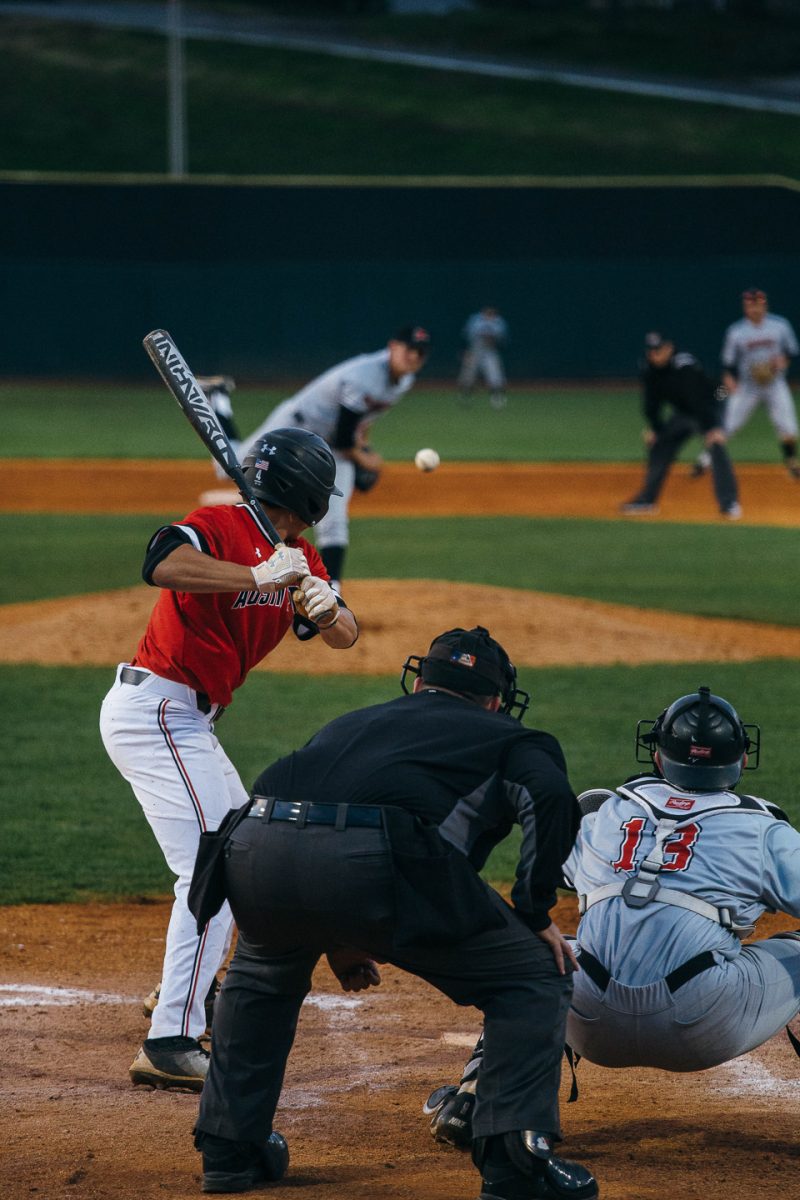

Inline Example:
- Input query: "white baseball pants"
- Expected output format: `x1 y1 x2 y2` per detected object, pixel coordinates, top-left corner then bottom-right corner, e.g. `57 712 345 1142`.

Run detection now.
726 380 799 439
100 665 249 1040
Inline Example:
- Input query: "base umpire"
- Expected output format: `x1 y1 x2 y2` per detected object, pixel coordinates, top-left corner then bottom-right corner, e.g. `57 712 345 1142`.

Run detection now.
190 626 598 1199
621 331 741 519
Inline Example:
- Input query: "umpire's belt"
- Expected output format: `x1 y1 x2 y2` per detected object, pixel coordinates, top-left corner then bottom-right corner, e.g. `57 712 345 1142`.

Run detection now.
119 665 221 718
578 948 717 995
248 796 383 829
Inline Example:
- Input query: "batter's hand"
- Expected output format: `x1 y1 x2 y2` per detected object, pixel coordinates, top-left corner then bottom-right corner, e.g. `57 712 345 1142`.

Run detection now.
536 921 579 976
295 575 339 626
326 947 382 992
251 546 310 593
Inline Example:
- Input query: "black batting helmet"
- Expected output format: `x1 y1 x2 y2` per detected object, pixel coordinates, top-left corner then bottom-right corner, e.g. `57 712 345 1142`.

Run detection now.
401 626 530 720
242 429 342 527
636 685 759 791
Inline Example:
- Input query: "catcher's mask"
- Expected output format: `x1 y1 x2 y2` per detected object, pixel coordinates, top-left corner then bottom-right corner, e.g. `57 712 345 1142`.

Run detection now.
400 626 530 720
636 685 760 791
242 429 342 527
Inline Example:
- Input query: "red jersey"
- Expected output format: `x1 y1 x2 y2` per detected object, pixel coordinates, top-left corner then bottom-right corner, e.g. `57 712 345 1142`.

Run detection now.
133 504 327 706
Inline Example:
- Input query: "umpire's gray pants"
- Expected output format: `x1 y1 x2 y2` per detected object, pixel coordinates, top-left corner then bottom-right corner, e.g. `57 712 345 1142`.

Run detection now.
196 816 572 1146
567 936 800 1071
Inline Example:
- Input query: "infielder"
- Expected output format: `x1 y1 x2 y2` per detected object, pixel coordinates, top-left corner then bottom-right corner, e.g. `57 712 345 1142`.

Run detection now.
100 429 358 1091
458 306 509 409
241 324 431 590
695 287 800 478
426 686 800 1149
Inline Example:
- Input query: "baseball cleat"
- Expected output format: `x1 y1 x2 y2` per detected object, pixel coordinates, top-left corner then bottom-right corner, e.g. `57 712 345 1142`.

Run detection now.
619 501 658 515
141 982 161 1020
142 976 219 1033
786 458 800 479
689 461 708 478
424 1084 475 1150
721 503 743 520
129 1036 209 1091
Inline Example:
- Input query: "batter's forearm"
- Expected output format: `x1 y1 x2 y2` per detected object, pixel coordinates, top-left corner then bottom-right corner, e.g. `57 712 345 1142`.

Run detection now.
320 607 359 648
151 544 272 594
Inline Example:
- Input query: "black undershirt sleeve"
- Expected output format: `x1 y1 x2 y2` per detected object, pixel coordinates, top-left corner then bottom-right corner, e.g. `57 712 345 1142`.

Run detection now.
141 524 211 585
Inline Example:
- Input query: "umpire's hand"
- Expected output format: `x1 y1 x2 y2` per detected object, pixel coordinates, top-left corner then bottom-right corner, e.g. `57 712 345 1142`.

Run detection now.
536 921 579 976
326 947 382 992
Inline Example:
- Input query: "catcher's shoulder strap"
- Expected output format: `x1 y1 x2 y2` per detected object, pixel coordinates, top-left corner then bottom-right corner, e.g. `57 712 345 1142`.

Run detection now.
578 778 777 936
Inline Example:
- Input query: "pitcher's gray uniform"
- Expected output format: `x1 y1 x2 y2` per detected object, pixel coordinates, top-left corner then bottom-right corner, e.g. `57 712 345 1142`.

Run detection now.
242 326 429 586
563 691 800 1075
459 306 508 408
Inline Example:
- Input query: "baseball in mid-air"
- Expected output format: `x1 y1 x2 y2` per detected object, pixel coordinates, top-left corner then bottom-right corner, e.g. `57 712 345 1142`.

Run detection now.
415 447 440 472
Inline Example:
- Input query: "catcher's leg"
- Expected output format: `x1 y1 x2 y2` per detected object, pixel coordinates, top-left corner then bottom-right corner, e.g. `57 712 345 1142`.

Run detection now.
424 1033 484 1149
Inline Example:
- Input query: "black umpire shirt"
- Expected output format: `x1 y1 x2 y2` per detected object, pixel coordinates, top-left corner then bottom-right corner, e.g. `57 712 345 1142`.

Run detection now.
251 690 578 934
641 351 723 434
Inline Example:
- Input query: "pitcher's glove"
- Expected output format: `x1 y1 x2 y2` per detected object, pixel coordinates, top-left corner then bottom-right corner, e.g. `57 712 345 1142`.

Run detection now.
751 359 778 385
354 462 380 492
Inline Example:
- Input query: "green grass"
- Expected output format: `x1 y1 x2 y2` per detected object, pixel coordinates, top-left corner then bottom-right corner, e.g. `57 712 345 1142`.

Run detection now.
2 660 794 903
0 382 789 463
4 19 800 176
4 512 799 626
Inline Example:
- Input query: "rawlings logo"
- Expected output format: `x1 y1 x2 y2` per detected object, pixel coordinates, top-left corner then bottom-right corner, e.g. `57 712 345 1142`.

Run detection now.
666 797 696 810
689 744 712 758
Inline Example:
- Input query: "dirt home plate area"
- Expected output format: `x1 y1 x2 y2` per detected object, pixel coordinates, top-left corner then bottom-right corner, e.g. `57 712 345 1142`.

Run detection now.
2 460 800 1200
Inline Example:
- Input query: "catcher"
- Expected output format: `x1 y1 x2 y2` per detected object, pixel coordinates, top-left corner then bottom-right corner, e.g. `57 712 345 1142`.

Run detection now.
240 325 431 590
425 686 800 1151
620 331 741 519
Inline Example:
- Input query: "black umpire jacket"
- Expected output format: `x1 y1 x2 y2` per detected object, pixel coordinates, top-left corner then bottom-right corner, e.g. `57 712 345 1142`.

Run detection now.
641 351 723 435
252 689 579 937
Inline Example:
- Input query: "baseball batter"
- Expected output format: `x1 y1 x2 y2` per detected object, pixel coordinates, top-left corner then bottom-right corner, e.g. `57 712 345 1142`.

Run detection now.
99 429 358 1091
720 287 800 476
427 686 800 1152
241 325 431 589
458 306 508 409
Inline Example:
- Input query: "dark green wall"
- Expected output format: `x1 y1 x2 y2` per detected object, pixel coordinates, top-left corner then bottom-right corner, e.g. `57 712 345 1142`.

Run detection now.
3 179 799 379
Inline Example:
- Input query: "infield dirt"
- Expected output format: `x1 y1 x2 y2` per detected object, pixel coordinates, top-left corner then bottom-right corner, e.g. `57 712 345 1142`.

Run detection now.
1 460 799 1199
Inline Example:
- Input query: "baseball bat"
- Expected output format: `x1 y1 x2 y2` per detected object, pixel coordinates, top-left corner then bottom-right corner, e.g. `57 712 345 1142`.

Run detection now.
142 328 285 550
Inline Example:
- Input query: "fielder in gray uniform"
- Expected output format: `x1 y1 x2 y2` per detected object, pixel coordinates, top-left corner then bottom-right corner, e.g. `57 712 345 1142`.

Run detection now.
695 287 800 478
424 686 800 1149
459 306 508 409
242 325 430 588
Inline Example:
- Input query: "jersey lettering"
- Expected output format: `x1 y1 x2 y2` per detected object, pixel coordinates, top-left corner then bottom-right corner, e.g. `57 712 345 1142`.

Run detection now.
231 588 287 610
660 823 700 872
612 818 646 871
612 819 701 873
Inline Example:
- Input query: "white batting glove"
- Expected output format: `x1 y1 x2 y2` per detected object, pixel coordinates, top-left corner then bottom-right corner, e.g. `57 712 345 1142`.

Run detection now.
251 546 310 593
296 575 339 626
